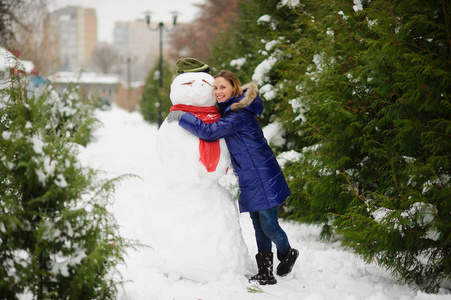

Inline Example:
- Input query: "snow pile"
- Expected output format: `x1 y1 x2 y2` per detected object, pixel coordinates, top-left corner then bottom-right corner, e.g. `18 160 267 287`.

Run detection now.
0 47 20 71
353 0 364 12
77 105 450 299
280 0 300 8
263 122 286 147
230 58 247 69
252 56 277 85
257 14 272 25
260 83 277 100
257 14 278 30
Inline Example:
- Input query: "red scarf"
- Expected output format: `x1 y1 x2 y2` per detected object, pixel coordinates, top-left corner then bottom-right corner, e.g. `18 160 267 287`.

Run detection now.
170 104 221 172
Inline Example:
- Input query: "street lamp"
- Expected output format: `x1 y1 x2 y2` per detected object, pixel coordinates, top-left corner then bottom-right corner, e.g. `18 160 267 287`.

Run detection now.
121 56 137 87
145 11 178 127
121 56 136 111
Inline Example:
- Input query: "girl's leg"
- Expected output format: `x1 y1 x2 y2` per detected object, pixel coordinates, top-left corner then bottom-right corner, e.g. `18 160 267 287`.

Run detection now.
257 206 290 257
251 207 299 278
249 210 277 285
249 211 272 252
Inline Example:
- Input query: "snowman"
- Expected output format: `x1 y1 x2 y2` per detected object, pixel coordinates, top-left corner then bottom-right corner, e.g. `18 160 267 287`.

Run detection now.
151 58 249 282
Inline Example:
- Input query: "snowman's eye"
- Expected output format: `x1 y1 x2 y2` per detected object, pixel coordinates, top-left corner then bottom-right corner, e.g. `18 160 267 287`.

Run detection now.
202 79 212 87
182 80 195 85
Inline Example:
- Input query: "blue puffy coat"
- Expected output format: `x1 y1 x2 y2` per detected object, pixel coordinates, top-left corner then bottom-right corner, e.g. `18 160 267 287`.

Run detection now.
179 82 291 213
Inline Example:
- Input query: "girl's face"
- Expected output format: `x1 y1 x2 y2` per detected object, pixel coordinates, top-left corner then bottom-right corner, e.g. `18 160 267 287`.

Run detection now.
214 77 234 103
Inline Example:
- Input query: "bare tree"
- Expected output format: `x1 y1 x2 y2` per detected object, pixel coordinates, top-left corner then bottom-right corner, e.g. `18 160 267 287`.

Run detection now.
0 0 29 47
90 42 120 74
168 0 240 62
1 0 59 75
13 2 59 75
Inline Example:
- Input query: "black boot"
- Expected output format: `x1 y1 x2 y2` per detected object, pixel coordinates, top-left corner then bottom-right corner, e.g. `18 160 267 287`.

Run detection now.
276 247 299 277
249 251 277 285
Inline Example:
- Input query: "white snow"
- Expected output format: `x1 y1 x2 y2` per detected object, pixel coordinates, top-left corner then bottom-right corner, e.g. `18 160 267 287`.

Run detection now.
0 46 22 71
260 83 277 100
2 130 12 140
48 71 120 84
20 60 35 74
230 58 247 69
280 0 300 9
262 122 286 147
257 14 272 24
77 105 450 299
277 150 302 168
353 0 364 12
257 14 278 30
265 40 280 51
51 250 86 278
252 56 278 85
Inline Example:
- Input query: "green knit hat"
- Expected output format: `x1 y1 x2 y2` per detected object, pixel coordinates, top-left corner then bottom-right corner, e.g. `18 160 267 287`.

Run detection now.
176 57 210 74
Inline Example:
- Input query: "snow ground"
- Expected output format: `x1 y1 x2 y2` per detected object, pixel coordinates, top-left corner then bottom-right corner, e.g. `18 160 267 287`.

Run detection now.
77 105 450 300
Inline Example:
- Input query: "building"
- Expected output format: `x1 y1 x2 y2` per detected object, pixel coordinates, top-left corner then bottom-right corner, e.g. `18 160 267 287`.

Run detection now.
48 71 142 112
113 19 172 82
48 71 118 99
51 6 97 72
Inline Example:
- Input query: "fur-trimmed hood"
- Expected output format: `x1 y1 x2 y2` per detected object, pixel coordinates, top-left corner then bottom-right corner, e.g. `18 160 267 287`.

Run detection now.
230 82 258 110
219 81 263 116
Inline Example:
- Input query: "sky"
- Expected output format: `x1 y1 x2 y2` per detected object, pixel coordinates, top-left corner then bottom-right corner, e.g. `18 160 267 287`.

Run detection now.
48 0 203 43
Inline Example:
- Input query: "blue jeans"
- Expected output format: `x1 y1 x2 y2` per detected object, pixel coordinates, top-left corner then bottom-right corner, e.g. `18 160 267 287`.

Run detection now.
249 206 290 257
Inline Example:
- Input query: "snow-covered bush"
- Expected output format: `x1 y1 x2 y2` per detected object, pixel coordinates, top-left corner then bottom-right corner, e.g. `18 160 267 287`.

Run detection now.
205 0 449 292
273 0 450 293
0 75 130 299
43 83 99 147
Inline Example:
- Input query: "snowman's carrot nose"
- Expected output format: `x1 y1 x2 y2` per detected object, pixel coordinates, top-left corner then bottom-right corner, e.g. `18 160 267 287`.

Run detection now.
202 79 212 86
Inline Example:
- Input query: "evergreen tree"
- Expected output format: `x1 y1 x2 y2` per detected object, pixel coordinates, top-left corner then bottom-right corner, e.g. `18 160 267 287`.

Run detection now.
273 0 450 292
140 60 174 125
0 72 132 299
190 0 450 291
208 0 300 129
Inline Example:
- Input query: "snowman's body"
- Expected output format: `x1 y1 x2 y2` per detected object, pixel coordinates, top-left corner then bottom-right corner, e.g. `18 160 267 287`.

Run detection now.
153 72 249 282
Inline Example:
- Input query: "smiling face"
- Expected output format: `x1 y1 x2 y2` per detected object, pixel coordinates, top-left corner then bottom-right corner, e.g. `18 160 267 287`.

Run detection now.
213 77 234 103
170 73 216 107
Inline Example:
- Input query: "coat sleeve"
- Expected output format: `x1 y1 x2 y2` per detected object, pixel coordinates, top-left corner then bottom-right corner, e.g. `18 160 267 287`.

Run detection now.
179 112 245 141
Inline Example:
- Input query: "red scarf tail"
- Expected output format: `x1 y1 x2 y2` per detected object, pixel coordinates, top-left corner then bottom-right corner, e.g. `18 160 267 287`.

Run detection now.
171 104 222 173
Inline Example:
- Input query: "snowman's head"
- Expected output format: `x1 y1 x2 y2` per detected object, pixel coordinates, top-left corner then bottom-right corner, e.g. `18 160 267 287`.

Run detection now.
170 72 216 107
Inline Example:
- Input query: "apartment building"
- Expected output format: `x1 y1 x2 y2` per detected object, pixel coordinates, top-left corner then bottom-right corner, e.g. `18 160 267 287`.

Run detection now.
51 6 97 72
113 19 172 82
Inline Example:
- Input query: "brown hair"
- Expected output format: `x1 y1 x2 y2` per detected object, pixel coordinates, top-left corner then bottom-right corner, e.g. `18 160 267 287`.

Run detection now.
214 70 243 98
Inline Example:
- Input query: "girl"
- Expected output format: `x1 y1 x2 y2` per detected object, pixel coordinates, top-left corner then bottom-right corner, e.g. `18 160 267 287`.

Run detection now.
170 70 298 285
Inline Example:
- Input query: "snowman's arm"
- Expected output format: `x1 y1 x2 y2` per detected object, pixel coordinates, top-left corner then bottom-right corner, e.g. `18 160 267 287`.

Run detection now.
179 112 243 141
